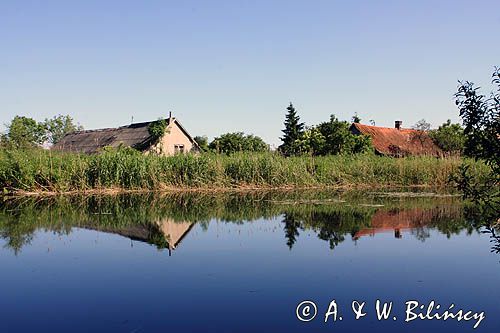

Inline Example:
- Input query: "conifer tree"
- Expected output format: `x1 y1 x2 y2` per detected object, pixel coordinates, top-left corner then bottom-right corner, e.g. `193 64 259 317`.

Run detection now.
279 102 304 156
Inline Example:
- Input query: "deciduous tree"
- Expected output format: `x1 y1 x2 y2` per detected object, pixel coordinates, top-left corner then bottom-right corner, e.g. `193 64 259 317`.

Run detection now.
6 116 46 148
455 68 499 170
428 120 465 155
316 115 371 155
194 136 209 152
209 132 269 154
44 114 83 144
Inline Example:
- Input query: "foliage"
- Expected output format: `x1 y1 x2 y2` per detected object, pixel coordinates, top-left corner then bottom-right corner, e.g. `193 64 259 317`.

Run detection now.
279 103 304 156
453 162 498 209
209 132 269 154
428 120 465 155
148 118 168 142
455 68 500 172
3 114 83 147
455 68 500 174
5 116 46 148
410 119 432 145
351 113 361 123
453 67 499 224
194 135 209 152
315 115 372 155
412 119 431 131
279 106 370 156
282 213 302 249
44 114 83 144
294 126 326 155
0 133 8 148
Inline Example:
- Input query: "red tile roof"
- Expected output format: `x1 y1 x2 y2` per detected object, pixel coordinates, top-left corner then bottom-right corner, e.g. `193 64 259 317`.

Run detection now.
350 123 442 156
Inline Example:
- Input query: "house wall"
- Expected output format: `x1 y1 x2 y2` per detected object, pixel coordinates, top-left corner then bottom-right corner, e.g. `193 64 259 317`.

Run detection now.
148 119 198 156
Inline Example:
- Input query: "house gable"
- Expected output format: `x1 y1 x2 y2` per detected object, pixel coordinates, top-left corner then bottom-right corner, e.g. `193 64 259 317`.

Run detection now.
148 118 200 155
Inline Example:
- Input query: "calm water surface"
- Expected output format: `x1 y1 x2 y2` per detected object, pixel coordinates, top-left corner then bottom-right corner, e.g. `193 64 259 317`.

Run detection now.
0 191 499 332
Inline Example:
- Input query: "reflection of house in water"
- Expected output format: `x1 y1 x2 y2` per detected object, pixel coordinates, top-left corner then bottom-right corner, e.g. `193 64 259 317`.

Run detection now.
86 219 194 255
352 208 456 240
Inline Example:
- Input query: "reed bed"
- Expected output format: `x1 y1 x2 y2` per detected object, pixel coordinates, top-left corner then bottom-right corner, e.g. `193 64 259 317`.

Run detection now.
0 148 491 194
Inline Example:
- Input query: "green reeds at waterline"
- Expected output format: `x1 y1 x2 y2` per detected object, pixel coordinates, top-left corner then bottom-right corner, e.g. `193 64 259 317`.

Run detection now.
0 148 492 194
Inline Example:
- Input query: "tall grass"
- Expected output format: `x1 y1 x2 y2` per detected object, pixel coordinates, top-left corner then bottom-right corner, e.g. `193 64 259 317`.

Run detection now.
0 148 491 193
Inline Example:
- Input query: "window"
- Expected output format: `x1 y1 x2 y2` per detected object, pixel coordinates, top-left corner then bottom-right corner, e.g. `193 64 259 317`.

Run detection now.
174 144 185 154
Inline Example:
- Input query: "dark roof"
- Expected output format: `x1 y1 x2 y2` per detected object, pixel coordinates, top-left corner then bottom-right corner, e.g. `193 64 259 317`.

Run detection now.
81 220 195 251
52 121 155 153
350 123 442 157
52 118 198 154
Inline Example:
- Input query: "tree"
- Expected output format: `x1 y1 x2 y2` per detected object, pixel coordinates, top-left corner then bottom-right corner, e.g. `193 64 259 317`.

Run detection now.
316 115 371 155
44 115 83 144
6 116 46 148
193 135 209 152
455 68 499 170
351 113 361 123
209 132 269 154
294 126 326 155
412 119 431 131
279 102 304 156
148 118 168 141
453 67 499 216
411 119 432 145
428 120 465 155
282 213 301 250
0 133 8 148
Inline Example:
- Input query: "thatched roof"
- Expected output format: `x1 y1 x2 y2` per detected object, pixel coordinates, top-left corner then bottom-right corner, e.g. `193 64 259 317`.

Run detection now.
82 219 194 251
53 117 199 154
52 121 157 153
350 123 442 157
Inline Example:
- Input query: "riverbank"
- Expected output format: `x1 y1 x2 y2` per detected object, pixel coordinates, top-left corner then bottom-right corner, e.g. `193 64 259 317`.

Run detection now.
0 148 491 195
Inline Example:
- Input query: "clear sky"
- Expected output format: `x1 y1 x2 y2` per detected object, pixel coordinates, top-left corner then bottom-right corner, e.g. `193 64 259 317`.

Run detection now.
1 0 499 146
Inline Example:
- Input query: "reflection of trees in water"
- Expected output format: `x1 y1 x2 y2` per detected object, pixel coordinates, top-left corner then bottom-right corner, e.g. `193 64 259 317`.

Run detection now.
281 208 369 250
410 227 431 242
0 227 35 256
301 210 372 250
317 226 346 250
463 203 500 255
282 213 302 249
482 225 500 255
0 191 490 254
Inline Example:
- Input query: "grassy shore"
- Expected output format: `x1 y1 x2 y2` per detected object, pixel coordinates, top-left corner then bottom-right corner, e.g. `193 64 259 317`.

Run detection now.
0 148 491 194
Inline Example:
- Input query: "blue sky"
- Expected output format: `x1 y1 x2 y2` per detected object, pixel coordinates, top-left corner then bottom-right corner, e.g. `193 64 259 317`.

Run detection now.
1 0 499 146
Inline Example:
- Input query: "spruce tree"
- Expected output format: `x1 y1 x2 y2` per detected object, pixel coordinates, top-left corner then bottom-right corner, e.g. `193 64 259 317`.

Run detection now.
279 102 304 156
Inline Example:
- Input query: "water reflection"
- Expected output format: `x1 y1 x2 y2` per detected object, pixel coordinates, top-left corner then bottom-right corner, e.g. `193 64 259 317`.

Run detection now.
483 225 500 255
83 219 194 256
0 191 494 255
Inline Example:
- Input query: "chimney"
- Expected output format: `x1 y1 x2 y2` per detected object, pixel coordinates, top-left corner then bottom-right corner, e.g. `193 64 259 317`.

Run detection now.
169 111 173 124
395 120 402 130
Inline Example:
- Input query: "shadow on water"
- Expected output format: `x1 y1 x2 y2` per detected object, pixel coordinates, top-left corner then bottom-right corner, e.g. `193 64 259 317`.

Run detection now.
0 190 497 256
